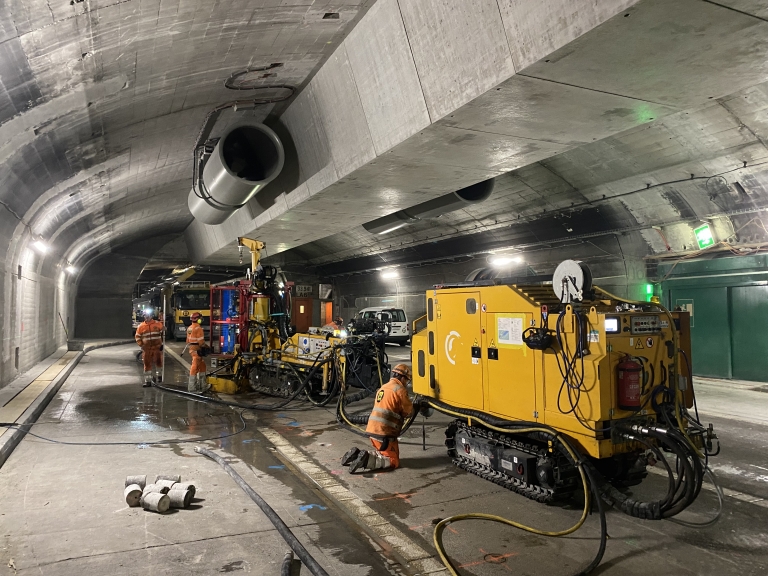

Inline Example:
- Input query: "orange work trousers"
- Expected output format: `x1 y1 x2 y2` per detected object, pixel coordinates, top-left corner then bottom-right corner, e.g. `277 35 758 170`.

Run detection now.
142 346 162 371
370 438 400 469
190 348 206 376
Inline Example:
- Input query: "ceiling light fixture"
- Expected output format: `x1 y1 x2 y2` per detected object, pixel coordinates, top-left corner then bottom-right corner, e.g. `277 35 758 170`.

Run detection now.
381 269 399 279
489 255 522 267
65 265 77 274
32 240 49 253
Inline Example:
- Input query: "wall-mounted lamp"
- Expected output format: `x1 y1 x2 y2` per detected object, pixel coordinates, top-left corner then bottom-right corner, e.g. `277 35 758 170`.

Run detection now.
32 240 49 253
381 269 399 279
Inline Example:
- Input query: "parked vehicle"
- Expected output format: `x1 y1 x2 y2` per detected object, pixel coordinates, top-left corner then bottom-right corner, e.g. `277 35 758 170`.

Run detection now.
355 307 409 346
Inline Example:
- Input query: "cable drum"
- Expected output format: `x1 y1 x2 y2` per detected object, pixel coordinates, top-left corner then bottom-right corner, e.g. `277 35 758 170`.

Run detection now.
552 259 592 303
188 122 284 225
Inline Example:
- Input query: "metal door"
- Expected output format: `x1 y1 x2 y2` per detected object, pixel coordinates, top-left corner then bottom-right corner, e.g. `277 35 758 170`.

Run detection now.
671 287 731 378
730 285 768 381
292 298 313 333
433 292 484 410
485 312 536 422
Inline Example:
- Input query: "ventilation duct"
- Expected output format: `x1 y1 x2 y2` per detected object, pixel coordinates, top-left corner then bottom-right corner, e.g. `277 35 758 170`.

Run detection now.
363 178 494 235
188 122 284 225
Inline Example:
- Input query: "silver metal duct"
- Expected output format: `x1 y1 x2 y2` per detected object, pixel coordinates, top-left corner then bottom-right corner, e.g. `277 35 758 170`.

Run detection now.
363 178 494 235
188 122 284 225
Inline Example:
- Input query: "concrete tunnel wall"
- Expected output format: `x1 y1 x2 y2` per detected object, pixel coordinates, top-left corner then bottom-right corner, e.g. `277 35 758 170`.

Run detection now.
0 219 75 390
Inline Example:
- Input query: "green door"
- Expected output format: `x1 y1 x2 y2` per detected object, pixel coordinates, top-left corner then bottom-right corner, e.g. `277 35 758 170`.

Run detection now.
730 286 768 381
671 287 731 378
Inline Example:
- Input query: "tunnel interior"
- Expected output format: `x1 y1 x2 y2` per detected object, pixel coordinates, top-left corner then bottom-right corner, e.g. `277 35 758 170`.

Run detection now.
2 1 768 575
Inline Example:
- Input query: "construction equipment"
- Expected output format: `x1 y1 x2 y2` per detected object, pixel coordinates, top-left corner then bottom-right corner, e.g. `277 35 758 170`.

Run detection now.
169 281 211 341
205 237 386 399
411 259 718 515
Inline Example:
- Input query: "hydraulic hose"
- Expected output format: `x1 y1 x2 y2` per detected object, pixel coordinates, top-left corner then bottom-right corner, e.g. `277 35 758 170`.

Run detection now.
154 356 331 411
196 447 329 576
424 399 607 576
281 551 296 576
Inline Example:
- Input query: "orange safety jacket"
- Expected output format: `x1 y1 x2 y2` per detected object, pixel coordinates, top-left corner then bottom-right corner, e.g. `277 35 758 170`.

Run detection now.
135 319 164 347
365 377 413 439
186 322 205 351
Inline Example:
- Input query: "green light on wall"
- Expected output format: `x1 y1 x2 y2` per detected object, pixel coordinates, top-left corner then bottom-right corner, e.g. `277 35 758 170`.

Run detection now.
645 283 654 302
694 223 715 249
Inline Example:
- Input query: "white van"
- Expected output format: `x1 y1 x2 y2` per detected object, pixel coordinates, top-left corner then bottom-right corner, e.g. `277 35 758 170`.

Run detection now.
356 307 410 346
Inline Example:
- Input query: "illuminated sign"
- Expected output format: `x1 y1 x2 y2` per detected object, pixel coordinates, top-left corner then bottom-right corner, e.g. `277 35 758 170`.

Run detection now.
694 223 714 249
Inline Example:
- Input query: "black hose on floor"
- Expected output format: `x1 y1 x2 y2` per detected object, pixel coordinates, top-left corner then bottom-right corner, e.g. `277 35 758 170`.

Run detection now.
195 447 329 576
281 551 299 576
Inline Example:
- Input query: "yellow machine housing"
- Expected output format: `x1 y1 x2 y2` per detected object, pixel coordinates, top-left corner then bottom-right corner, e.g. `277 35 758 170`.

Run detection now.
412 284 692 459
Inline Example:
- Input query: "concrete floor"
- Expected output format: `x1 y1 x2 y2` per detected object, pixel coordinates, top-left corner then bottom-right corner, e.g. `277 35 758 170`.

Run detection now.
0 347 396 576
1 342 767 575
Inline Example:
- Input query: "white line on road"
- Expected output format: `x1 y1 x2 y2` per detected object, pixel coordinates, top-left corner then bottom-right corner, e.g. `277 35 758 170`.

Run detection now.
647 465 768 508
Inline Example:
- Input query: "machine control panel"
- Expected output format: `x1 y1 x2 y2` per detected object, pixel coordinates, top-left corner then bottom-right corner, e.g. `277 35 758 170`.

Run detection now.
630 315 661 334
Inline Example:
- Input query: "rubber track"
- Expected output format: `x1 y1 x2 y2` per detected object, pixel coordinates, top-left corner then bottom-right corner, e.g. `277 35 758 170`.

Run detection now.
446 420 575 504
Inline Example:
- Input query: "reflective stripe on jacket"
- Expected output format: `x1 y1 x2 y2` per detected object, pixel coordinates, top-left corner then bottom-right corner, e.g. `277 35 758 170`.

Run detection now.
135 319 164 347
365 378 413 438
186 322 205 349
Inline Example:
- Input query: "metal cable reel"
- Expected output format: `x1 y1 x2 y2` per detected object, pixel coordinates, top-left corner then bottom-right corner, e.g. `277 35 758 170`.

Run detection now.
552 260 592 303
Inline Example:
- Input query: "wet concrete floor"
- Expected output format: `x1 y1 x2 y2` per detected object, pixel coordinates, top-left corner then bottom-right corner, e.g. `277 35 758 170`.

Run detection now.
243 347 768 576
0 345 396 575
3 342 768 576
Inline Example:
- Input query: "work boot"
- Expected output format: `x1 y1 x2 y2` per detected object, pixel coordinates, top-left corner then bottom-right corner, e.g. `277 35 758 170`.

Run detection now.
143 371 153 388
341 447 361 466
154 368 162 384
348 451 369 473
197 373 211 393
187 375 197 392
349 451 391 474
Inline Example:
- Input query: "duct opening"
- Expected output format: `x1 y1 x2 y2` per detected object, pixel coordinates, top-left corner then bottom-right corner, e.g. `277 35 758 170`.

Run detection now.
455 179 494 203
188 121 285 225
363 178 495 235
222 126 281 182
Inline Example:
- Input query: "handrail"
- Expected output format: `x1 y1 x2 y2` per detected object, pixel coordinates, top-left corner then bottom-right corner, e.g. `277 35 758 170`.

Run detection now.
412 314 427 334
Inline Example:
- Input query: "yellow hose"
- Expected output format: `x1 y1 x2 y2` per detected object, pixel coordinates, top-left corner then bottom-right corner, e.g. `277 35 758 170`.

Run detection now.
426 401 592 576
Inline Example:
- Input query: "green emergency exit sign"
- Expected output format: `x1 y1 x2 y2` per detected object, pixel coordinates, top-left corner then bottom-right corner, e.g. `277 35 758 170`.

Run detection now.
694 223 714 249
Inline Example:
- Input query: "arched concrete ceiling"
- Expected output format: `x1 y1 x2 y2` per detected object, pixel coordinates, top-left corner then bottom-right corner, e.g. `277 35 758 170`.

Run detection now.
0 0 373 274
183 0 768 278
287 84 768 275
2 0 768 287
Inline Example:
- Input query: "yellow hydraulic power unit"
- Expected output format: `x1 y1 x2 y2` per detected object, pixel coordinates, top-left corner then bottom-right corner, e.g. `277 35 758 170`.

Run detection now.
412 260 717 509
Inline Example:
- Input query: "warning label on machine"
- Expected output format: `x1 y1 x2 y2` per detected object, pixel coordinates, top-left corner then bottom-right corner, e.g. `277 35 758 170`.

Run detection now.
497 315 523 346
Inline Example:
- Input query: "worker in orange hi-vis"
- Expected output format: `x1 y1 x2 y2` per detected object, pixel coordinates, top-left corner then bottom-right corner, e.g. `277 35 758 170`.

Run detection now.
134 310 164 387
342 364 414 473
186 312 210 393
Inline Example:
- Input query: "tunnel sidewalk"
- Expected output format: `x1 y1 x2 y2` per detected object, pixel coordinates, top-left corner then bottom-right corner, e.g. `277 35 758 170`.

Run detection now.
693 376 768 425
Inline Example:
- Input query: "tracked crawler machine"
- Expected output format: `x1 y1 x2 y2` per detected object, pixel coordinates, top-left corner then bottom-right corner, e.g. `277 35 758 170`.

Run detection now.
412 260 718 517
205 237 385 401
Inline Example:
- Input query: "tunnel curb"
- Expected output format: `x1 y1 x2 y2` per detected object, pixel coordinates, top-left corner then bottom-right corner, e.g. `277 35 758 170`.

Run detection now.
0 340 134 469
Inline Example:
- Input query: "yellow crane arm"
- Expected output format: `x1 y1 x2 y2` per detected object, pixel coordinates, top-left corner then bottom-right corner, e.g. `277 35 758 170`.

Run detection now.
238 237 266 271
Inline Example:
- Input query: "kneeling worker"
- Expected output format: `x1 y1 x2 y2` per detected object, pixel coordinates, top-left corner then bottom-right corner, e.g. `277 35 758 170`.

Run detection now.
135 310 164 387
342 363 413 473
186 312 210 393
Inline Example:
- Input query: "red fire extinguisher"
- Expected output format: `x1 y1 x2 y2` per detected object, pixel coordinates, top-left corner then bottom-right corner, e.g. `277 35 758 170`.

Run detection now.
617 356 643 411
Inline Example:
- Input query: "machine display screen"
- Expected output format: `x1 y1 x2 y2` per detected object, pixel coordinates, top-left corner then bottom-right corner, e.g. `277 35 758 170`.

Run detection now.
604 317 620 334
